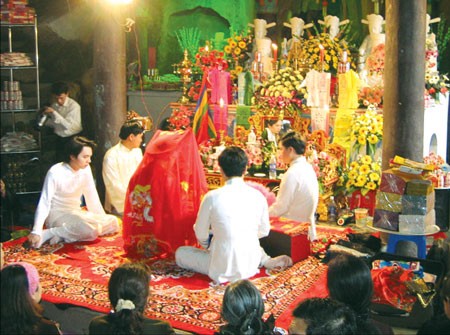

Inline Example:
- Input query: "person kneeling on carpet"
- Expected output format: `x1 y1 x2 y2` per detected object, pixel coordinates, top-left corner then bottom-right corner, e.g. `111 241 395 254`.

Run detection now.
269 132 319 241
175 146 292 284
216 279 283 335
1 262 62 334
28 136 119 249
89 262 175 335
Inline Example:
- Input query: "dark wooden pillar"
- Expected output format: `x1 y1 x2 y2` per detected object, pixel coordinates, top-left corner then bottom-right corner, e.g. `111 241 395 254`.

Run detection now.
383 0 427 169
93 3 128 201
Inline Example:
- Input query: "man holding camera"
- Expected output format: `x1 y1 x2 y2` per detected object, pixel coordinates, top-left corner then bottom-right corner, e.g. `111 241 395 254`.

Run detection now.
41 82 82 162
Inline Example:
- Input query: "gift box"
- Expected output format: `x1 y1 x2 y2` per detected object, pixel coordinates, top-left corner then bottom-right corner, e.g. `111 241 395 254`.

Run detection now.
259 218 311 263
379 169 423 195
402 193 435 215
376 191 403 213
373 209 400 231
399 210 435 234
406 179 434 196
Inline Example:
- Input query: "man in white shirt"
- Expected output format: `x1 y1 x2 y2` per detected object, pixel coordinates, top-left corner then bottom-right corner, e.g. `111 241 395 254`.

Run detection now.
43 82 83 162
102 120 144 215
175 146 292 284
27 136 119 249
269 132 319 241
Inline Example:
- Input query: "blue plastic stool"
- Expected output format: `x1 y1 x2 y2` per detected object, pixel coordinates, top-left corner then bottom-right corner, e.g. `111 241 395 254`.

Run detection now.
386 234 427 259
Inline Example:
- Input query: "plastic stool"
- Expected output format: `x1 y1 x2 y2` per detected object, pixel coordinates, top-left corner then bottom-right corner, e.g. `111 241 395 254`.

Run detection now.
386 234 427 259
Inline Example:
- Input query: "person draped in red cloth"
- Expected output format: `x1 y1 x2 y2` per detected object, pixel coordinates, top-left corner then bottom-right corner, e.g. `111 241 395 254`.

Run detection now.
122 128 208 258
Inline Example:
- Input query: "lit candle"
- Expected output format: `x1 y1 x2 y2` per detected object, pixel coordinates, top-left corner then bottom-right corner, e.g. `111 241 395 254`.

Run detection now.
219 98 224 108
205 44 209 52
272 43 278 62
319 44 325 71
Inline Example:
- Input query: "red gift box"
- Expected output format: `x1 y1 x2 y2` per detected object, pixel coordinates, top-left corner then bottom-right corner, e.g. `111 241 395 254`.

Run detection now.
349 189 377 216
259 217 311 263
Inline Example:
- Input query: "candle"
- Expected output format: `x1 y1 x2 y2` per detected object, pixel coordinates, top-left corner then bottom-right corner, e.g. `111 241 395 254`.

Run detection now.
255 52 261 62
319 44 324 63
219 98 224 108
272 43 278 62
319 44 325 71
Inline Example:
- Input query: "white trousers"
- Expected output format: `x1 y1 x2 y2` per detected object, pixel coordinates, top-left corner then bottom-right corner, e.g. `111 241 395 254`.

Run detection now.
175 246 272 278
46 209 119 243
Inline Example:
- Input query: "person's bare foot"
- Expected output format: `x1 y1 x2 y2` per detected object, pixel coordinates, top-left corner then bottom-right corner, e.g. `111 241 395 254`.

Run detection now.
49 235 63 245
263 255 293 269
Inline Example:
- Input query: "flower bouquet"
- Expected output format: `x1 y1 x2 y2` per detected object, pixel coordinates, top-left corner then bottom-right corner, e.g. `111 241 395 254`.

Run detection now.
168 106 193 130
350 107 383 158
223 32 252 81
306 145 341 194
340 154 382 196
302 33 355 75
194 47 228 73
358 86 383 107
424 71 449 103
252 67 306 114
366 43 385 75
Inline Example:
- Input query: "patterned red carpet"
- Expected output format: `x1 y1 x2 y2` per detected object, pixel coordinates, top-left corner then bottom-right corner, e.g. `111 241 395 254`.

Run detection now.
3 225 348 334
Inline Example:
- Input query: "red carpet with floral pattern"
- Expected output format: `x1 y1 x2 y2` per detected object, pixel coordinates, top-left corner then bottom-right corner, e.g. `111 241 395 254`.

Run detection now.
3 225 348 334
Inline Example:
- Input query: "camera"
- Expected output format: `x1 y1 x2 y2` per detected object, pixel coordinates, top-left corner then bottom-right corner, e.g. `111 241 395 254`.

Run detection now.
36 106 50 128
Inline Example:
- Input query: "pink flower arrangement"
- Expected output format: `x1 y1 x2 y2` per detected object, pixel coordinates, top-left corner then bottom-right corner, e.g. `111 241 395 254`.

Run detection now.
366 43 385 74
245 181 276 206
358 86 384 107
245 143 264 167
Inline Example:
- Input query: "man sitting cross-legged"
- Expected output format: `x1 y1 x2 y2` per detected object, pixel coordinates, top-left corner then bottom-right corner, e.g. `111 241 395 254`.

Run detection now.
175 146 292 284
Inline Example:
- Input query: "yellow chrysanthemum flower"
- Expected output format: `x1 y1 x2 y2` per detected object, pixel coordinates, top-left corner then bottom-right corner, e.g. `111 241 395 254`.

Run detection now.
238 41 246 49
368 134 379 144
224 45 232 54
361 155 372 165
359 164 370 175
358 127 368 136
357 175 367 184
350 161 359 169
234 47 241 55
346 180 354 188
371 162 381 171
358 135 366 145
369 172 380 181
230 41 237 48
348 170 358 180
367 181 377 190
235 65 243 73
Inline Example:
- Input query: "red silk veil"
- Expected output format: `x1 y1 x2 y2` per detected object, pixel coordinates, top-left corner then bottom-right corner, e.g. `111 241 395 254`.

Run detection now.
123 129 208 258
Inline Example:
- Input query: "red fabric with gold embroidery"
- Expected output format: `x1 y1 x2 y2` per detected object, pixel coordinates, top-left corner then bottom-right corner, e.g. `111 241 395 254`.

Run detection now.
371 266 417 312
123 129 208 258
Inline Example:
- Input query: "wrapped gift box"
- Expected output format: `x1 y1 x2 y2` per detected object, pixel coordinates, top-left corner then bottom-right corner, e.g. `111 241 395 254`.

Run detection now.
405 179 433 196
373 209 400 231
376 191 403 213
259 217 311 263
379 168 424 195
402 192 435 215
399 209 435 234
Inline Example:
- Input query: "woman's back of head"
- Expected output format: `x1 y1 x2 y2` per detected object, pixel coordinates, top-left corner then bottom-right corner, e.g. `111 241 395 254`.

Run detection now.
326 254 373 319
107 262 151 335
1 263 43 334
219 279 273 335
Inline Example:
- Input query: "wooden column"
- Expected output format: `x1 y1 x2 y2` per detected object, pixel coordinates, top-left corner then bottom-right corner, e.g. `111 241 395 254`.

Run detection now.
93 3 128 201
383 0 427 169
